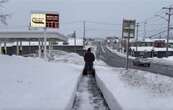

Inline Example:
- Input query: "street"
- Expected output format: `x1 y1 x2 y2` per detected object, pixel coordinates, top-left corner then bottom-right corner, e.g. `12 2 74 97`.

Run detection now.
96 42 173 77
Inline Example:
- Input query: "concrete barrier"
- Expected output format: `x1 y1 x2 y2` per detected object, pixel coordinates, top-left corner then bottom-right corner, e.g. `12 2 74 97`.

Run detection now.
95 74 123 110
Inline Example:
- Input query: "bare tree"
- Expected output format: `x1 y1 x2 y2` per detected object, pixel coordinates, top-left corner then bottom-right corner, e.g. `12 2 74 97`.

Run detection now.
0 0 9 25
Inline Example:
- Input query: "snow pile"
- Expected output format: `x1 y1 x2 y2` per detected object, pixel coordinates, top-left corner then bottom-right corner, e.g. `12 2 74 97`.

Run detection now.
0 54 82 110
107 46 135 59
52 50 84 65
150 56 173 65
52 50 107 68
95 66 173 110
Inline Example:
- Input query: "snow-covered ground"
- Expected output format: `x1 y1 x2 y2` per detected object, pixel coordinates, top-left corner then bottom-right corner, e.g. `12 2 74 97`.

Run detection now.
106 46 135 59
0 52 83 110
1 46 173 110
96 66 173 110
149 56 173 66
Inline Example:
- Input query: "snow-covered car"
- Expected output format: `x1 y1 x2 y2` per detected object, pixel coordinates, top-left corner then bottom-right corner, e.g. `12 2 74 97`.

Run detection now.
133 57 151 67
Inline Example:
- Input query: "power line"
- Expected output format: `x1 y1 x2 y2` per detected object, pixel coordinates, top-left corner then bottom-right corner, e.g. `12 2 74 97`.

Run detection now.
86 20 121 26
147 30 167 38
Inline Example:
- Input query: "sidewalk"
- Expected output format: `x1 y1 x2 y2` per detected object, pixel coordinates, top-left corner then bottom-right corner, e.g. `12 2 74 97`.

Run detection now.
95 65 173 110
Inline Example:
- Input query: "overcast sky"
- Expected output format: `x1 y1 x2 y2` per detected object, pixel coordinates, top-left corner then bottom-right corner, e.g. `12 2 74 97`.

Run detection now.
1 0 173 39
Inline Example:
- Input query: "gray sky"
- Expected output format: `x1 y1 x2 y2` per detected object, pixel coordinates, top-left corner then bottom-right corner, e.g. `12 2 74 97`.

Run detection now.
1 0 173 39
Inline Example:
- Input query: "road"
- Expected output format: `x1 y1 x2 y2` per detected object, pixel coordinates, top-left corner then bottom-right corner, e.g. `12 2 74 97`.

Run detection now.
96 43 173 77
72 75 110 110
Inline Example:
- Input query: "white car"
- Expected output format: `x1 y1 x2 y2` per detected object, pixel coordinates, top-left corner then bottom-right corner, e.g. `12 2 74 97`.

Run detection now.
133 57 151 67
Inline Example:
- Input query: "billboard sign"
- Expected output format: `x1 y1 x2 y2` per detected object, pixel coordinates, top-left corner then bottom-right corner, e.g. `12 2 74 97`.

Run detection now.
122 19 136 38
46 14 59 28
31 12 59 28
31 13 46 28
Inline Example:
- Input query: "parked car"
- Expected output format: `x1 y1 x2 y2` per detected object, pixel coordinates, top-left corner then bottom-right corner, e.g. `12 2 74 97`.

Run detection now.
133 57 151 67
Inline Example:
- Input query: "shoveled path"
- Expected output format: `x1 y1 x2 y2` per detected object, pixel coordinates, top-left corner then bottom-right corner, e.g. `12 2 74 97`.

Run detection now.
72 75 110 110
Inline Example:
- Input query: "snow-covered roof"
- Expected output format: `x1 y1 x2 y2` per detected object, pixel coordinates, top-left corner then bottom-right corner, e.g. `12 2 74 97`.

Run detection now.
0 31 67 41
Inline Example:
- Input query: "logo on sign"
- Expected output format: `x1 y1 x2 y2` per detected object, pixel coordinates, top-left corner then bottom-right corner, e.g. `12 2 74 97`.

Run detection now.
32 17 45 24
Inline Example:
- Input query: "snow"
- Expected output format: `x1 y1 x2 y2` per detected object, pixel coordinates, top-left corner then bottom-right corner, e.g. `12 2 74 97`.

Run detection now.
107 45 173 66
144 38 173 43
130 46 173 52
87 43 173 110
149 56 173 66
2 40 173 110
68 38 83 46
106 46 135 59
95 65 173 110
130 46 153 51
1 42 49 47
0 51 83 110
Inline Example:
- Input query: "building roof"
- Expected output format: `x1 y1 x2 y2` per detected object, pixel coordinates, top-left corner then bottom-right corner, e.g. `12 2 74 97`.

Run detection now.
0 31 67 42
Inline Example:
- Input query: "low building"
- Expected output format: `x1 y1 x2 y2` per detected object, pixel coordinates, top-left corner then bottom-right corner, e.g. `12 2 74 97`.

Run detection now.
129 39 173 58
0 31 67 55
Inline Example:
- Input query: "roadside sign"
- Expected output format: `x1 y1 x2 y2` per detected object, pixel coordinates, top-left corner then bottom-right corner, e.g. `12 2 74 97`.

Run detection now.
31 12 59 29
122 19 136 38
30 11 59 60
46 14 59 28
31 13 46 28
121 19 136 70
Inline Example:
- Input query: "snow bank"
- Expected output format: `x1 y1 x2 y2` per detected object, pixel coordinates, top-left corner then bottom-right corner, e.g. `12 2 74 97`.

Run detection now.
149 56 173 66
96 71 122 110
52 50 84 65
0 54 82 110
106 46 135 59
95 66 173 110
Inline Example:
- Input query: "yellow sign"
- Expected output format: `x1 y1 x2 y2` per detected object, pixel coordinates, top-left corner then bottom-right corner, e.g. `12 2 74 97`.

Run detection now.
31 13 46 28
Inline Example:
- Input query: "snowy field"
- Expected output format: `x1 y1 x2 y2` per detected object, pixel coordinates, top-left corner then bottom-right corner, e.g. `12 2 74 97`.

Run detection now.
0 52 83 110
96 66 173 110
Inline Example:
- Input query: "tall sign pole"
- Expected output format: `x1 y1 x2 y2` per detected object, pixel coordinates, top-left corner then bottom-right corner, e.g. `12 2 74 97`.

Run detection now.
136 23 139 51
126 28 130 70
122 19 136 70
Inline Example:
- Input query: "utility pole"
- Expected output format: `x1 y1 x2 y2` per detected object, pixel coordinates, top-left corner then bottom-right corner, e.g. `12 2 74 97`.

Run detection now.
136 23 139 51
162 6 173 57
43 27 47 60
83 21 86 47
143 21 147 41
73 31 77 53
126 28 130 70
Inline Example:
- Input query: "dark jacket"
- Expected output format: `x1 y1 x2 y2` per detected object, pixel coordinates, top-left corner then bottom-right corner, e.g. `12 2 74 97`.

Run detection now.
84 51 95 63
